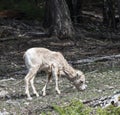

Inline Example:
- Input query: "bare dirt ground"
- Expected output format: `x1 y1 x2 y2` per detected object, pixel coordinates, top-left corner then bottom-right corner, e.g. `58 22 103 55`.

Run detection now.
0 19 120 114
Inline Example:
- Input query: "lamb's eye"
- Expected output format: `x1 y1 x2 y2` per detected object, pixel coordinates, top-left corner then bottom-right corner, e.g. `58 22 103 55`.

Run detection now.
77 74 79 77
80 81 83 84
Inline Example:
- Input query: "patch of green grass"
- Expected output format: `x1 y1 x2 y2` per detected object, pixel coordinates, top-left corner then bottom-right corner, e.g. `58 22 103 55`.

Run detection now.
52 100 120 115
53 100 92 115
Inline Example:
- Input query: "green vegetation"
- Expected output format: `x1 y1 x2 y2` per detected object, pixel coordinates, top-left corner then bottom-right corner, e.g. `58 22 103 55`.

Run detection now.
53 100 120 115
0 0 45 20
53 100 92 115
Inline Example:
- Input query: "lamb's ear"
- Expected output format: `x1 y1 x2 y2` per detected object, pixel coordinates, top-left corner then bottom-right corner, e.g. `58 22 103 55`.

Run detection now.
76 70 83 76
63 68 73 77
63 68 69 76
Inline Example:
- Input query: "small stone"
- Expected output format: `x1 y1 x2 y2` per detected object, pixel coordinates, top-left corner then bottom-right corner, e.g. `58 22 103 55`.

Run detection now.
98 90 102 93
0 90 8 98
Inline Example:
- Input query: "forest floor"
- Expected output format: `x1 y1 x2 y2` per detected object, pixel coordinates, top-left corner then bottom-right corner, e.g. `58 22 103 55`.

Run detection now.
0 19 120 114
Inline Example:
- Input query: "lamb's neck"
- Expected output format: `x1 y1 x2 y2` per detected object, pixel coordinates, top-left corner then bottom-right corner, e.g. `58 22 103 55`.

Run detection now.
64 64 76 81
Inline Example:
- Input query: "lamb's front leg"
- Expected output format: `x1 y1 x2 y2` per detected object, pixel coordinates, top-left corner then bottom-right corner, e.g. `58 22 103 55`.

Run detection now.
55 75 61 94
52 69 61 95
42 72 52 96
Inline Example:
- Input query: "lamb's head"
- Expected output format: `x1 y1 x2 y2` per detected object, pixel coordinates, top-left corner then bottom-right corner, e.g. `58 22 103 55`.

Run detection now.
73 70 87 91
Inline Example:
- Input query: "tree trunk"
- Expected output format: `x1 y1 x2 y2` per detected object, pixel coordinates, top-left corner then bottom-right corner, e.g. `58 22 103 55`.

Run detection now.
103 0 116 30
117 0 120 25
66 0 83 23
43 0 74 39
74 0 83 23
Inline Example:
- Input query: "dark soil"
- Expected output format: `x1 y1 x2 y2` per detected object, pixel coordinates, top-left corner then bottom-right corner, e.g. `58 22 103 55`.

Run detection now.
0 19 120 114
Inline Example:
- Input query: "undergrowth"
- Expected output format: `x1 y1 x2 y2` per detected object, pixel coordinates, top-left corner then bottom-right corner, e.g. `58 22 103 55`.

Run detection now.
0 0 44 20
52 100 120 115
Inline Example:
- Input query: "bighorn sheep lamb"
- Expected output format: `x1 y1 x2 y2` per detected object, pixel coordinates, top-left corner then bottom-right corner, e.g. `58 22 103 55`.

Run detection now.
24 47 87 100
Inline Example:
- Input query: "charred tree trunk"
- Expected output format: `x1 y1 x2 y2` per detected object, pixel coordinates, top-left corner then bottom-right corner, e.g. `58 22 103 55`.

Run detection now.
43 0 74 39
117 0 120 25
66 0 83 23
103 0 116 31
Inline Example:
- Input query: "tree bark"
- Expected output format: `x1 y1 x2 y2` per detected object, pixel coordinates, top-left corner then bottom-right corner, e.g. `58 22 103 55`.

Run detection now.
66 0 83 23
43 0 74 39
103 0 116 30
117 0 120 25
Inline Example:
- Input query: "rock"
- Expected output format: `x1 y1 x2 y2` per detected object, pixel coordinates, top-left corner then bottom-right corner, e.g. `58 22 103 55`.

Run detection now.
0 90 8 98
102 94 120 108
0 108 9 115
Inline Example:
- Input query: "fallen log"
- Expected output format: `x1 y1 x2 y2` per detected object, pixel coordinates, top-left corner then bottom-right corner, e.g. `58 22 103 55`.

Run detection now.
82 11 103 20
83 93 120 108
0 32 48 42
0 78 15 83
70 54 120 65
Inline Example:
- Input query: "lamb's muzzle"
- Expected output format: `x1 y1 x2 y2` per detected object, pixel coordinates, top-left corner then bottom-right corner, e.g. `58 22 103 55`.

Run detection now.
70 70 87 91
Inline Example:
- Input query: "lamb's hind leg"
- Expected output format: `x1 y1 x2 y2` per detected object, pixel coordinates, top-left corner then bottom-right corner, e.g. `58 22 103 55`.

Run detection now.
30 75 39 97
42 72 52 96
24 70 32 100
25 67 38 100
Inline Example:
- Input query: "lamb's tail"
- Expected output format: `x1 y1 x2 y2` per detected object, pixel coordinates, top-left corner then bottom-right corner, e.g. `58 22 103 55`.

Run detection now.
23 53 25 59
23 52 33 69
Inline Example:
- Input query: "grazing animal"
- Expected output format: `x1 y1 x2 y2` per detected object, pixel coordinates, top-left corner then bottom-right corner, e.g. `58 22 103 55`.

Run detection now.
24 47 87 100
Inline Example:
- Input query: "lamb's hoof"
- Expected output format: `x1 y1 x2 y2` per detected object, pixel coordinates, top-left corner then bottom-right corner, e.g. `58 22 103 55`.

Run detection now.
42 92 46 96
57 91 61 95
27 97 33 100
36 94 39 97
34 93 39 97
56 89 61 95
42 89 46 96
